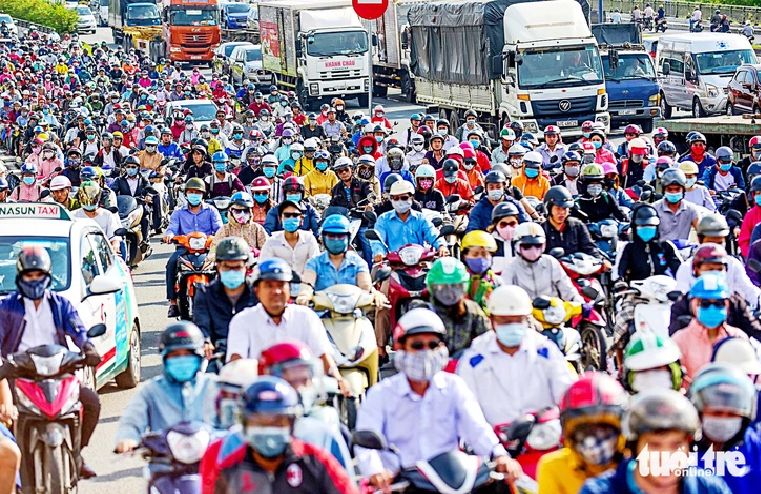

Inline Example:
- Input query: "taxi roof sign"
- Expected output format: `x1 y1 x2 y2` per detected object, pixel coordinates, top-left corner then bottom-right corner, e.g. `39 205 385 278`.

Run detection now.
0 203 70 220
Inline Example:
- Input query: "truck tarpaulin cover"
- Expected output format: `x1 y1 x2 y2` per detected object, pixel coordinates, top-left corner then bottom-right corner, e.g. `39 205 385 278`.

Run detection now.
408 0 590 85
590 23 641 46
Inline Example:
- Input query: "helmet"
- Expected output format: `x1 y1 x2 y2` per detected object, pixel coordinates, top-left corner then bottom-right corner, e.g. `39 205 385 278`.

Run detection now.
255 258 293 283
186 177 206 192
303 138 318 151
544 125 560 136
436 118 450 129
78 180 101 207
580 164 604 181
215 237 250 261
752 176 761 193
392 308 447 348
16 245 51 277
283 176 305 194
484 170 507 184
716 146 733 163
427 257 470 288
657 140 677 155
332 156 353 172
523 151 542 168
689 362 756 419
462 230 497 252
20 162 38 174
750 136 761 150
508 145 526 157
250 177 271 192
559 373 627 448
623 333 683 392
357 154 376 167
260 341 314 378
383 173 402 193
230 191 254 209
389 180 415 196
442 159 460 176
513 222 546 245
624 124 641 135
492 163 513 179
487 285 532 317
689 272 729 300
602 162 618 175
622 389 700 441
653 127 669 139
678 161 699 174
159 322 204 359
747 162 761 178
241 376 301 417
211 359 259 428
712 337 761 375
691 243 728 275
492 201 520 223
561 151 581 165
632 205 660 227
696 214 729 238
415 164 436 180
322 214 351 234
687 132 706 143
212 151 228 163
145 135 159 146
628 138 648 155
510 121 524 134
660 168 687 188
49 176 72 191
464 109 477 119
543 185 575 209
500 128 517 141
80 166 98 182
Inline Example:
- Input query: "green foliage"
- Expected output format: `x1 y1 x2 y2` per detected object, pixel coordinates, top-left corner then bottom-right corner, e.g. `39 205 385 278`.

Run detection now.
0 0 78 34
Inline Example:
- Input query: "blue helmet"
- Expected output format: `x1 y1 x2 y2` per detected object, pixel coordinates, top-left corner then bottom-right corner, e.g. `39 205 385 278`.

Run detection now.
230 191 254 208
144 135 158 146
255 258 292 283
561 151 581 165
20 163 38 174
689 272 729 300
241 376 300 416
80 166 99 181
689 362 756 419
212 151 228 163
322 214 350 234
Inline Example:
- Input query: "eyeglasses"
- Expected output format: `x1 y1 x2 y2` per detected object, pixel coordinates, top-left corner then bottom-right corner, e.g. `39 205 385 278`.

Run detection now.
699 299 726 308
391 195 411 201
498 220 518 228
282 212 302 218
409 341 440 350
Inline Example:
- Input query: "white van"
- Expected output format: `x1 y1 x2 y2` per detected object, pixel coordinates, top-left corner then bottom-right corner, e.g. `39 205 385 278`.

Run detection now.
657 33 756 118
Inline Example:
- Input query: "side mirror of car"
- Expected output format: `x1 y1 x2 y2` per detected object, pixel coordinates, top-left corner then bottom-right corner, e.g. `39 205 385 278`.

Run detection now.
88 323 107 338
662 62 670 75
88 275 121 296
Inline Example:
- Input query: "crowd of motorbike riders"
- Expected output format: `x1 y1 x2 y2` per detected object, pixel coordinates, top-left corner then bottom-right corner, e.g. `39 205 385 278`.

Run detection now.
2 26 761 494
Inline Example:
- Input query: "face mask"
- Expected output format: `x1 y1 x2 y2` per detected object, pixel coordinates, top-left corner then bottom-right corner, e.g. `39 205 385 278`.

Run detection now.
286 194 301 203
220 269 245 289
488 189 504 201
497 224 515 241
211 128 220 134
283 217 301 232
524 168 539 179
463 161 476 170
375 136 383 143
186 193 203 206
592 141 602 150
697 304 727 329
43 151 55 159
754 150 761 160
231 209 250 224
358 168 373 180
363 146 374 154
418 178 433 190
17 275 50 300
22 176 35 186
254 193 268 204
583 132 591 138
234 133 243 140
565 166 580 178
290 152 300 161
283 138 293 145
702 416 743 443
165 355 201 382
632 370 673 393
392 199 412 214
511 158 523 168
263 167 276 178
636 225 657 242
575 432 619 466
463 249 494 273
214 162 226 172
686 178 697 188
519 245 543 262
664 192 682 204
324 237 349 255
587 183 603 197
719 163 732 172
495 323 527 347
201 131 210 139
432 284 465 306
246 426 290 458
691 144 705 156
393 347 449 382
316 162 328 172
470 139 480 149
444 176 457 184
412 143 424 152
68 159 81 168
467 119 476 126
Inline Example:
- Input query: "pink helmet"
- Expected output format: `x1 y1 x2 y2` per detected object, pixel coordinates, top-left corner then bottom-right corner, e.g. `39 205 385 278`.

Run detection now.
656 156 673 167
602 162 618 175
459 141 474 151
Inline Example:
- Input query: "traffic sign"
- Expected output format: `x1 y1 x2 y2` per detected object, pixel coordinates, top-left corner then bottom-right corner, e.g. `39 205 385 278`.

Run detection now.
353 0 388 20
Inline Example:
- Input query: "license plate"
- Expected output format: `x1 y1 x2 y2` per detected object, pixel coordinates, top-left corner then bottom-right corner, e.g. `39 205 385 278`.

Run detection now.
557 120 578 127
190 56 202 60
619 109 637 115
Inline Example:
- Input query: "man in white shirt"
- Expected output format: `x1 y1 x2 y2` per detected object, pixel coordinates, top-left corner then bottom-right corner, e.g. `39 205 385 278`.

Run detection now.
355 309 523 491
691 6 702 31
226 257 350 394
457 285 575 426
71 180 122 251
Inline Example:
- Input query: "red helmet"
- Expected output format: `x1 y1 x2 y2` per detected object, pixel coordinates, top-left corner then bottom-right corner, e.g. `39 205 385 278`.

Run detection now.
691 243 728 275
462 147 477 160
750 136 761 150
559 373 626 447
283 176 305 193
259 341 313 377
544 124 560 136
624 124 641 135
581 121 595 132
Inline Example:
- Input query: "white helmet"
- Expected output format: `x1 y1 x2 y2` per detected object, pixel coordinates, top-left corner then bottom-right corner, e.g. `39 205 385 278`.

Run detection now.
713 337 761 375
303 138 318 151
218 359 259 386
509 144 527 156
389 180 415 196
49 176 72 191
262 154 278 167
523 151 543 167
364 123 376 134
513 222 546 245
488 285 532 316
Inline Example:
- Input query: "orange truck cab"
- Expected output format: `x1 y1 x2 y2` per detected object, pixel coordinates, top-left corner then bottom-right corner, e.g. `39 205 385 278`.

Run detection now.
162 0 221 64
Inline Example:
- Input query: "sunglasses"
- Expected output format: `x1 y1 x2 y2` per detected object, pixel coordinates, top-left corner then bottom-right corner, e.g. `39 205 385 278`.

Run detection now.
409 341 440 351
391 195 411 201
282 212 302 218
699 299 726 309
498 220 518 228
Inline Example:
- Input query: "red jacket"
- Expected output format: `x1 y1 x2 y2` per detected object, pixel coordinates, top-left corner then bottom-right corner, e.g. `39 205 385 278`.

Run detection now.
247 101 272 117
371 116 393 130
740 205 761 257
435 177 474 201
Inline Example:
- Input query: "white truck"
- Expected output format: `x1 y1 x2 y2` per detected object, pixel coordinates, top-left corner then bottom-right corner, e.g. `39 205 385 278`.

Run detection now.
258 0 371 110
408 0 610 138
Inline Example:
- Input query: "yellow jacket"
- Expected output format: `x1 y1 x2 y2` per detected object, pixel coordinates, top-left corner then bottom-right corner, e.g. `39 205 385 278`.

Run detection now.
55 64 68 75
294 156 314 177
206 137 222 156
536 448 615 494
304 169 338 196
512 174 551 200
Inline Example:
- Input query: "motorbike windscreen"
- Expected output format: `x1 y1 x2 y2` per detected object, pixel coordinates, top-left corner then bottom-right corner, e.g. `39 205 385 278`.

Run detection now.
117 195 138 218
0 237 70 294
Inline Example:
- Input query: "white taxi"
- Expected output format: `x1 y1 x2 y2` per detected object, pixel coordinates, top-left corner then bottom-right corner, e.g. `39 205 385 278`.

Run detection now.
0 203 141 391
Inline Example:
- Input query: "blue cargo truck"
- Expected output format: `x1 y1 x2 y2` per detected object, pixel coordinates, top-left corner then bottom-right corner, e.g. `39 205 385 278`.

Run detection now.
592 24 661 133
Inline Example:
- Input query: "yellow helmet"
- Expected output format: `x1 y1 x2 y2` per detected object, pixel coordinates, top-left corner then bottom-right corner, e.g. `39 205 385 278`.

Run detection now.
678 161 699 174
461 230 497 252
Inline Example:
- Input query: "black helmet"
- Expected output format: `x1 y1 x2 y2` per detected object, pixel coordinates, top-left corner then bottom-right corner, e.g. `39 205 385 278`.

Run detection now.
383 173 402 193
159 322 205 359
632 204 660 227
484 170 507 184
747 162 761 177
215 237 250 262
195 138 208 151
492 201 520 223
123 155 140 167
510 121 524 134
436 118 450 128
657 140 677 155
17 245 51 277
442 159 459 175
464 109 477 119
543 185 575 209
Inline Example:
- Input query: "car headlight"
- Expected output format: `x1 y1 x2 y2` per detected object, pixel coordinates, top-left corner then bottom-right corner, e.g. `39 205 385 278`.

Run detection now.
524 122 539 133
649 93 660 105
166 429 211 464
326 290 360 315
398 245 424 266
707 85 720 98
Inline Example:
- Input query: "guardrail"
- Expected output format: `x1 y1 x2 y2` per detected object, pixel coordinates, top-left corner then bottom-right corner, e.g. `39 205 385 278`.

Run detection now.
12 17 57 34
603 0 761 26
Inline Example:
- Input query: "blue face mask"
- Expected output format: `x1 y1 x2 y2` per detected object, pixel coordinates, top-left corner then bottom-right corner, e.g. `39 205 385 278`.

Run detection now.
263 167 276 178
376 136 383 143
22 176 35 185
524 168 539 179
286 194 301 203
254 193 268 204
187 193 203 206
126 167 139 177
470 139 480 149
283 217 300 232
363 146 374 154
165 355 201 382
246 426 290 458
592 141 602 149
495 323 526 347
466 256 492 275
637 225 657 242
719 163 732 172
220 269 245 289
583 132 591 138
755 194 761 207
697 304 727 329
83 204 98 211
234 133 243 140
324 236 349 255
664 192 682 204
316 162 328 172
214 162 226 172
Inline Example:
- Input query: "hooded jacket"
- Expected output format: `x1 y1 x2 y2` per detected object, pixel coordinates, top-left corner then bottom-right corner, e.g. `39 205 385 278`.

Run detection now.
357 135 382 160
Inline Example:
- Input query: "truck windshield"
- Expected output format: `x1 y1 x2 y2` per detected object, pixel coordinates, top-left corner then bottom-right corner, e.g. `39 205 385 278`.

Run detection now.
696 49 755 75
126 4 161 26
169 8 219 26
603 54 656 80
307 31 368 57
226 4 249 14
518 46 604 89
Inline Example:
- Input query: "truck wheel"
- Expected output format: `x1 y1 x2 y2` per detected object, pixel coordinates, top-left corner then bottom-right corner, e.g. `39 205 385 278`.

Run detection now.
449 109 460 129
692 97 707 118
660 92 672 119
640 119 653 134
357 93 370 108
401 71 415 104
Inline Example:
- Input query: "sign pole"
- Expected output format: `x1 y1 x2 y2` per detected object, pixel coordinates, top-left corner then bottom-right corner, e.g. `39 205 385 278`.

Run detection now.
368 47 373 115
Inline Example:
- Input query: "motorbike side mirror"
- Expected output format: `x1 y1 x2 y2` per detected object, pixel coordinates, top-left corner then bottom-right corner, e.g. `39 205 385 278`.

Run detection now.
532 296 552 309
364 210 378 224
446 194 461 204
636 180 646 187
581 286 599 300
726 209 743 226
747 257 761 274
548 247 565 259
677 314 692 330
352 430 388 451
438 224 455 237
39 189 51 199
290 272 302 285
473 186 484 195
640 190 652 202
374 266 392 284
666 290 683 302
431 216 443 228
550 155 559 164
115 228 129 237
88 323 107 338
144 186 158 195
364 229 380 241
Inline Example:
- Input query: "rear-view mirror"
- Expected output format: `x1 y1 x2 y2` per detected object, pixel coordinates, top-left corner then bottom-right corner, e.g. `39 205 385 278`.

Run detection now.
88 323 107 338
581 286 599 300
438 224 455 237
364 229 380 241
352 430 387 451
89 275 121 296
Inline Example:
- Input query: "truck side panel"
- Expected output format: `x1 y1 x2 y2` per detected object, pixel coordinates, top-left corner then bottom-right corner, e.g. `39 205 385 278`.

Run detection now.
415 78 494 114
261 6 285 73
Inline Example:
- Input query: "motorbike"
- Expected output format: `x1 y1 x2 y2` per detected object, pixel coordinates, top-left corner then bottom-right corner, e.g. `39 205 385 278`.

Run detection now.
137 422 212 494
587 219 629 260
172 232 216 320
443 194 471 257
691 19 704 32
531 296 584 376
617 275 678 344
0 324 107 494
642 16 654 31
493 407 562 481
312 284 378 429
309 193 332 219
206 196 231 224
115 194 152 269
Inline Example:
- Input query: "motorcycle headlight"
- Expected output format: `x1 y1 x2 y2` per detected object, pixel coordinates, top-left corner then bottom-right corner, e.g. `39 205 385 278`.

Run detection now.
166 429 211 464
543 304 566 325
398 245 424 266
325 290 360 315
189 236 207 251
214 198 230 210
15 386 40 414
600 223 617 239
30 352 65 377
525 419 562 451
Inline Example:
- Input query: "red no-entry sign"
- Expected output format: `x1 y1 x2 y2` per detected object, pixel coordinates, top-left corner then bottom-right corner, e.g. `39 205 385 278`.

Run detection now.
353 0 388 20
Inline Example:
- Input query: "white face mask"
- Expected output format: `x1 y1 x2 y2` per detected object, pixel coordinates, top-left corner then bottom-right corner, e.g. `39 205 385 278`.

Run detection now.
632 370 673 393
702 416 743 443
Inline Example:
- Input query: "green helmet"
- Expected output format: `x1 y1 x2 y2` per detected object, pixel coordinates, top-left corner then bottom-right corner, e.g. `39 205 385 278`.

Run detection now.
427 257 469 288
186 177 206 192
623 333 683 393
215 237 250 261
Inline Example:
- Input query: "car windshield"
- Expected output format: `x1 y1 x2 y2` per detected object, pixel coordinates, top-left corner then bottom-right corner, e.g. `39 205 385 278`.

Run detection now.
224 44 248 57
245 48 262 61
306 30 369 57
696 49 755 75
0 237 70 294
76 6 92 15
168 8 219 26
603 54 656 80
174 103 218 121
126 4 161 25
226 3 249 13
518 46 604 89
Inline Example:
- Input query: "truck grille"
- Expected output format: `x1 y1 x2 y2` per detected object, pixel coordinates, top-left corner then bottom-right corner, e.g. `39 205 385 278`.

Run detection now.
609 100 644 109
532 96 597 117
182 33 211 44
319 69 362 80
